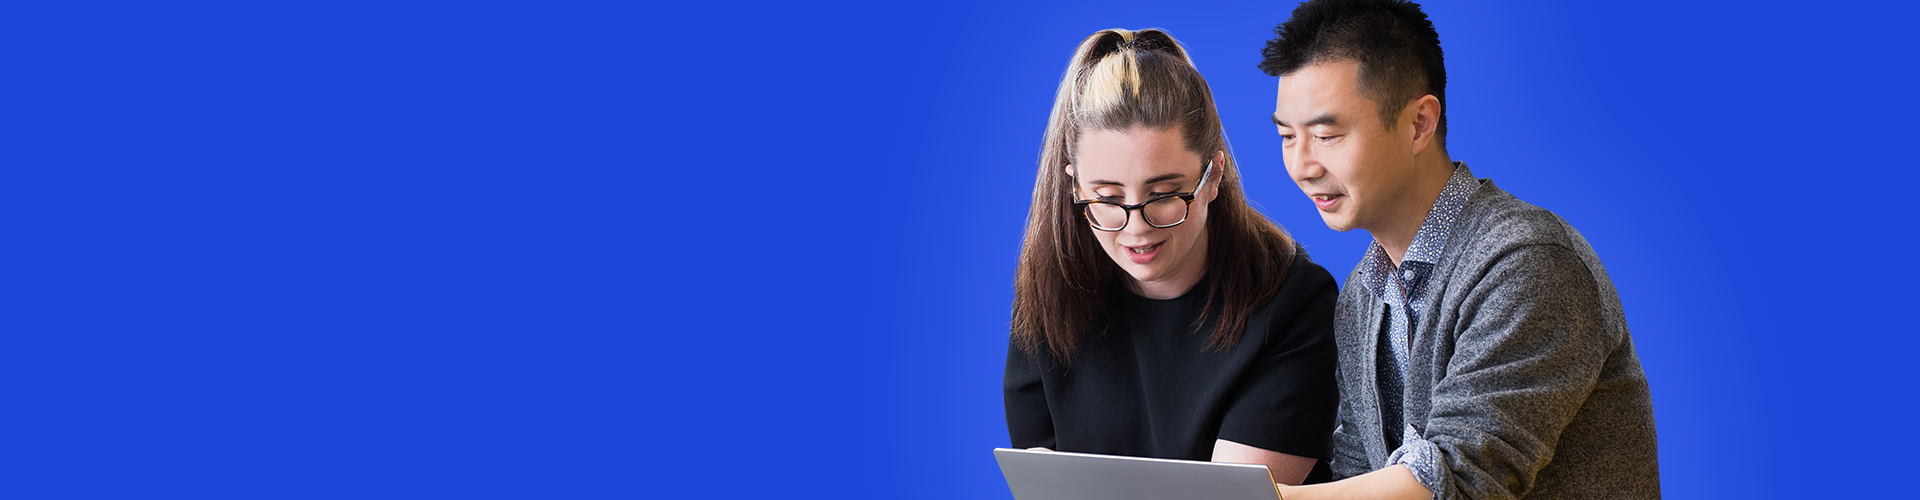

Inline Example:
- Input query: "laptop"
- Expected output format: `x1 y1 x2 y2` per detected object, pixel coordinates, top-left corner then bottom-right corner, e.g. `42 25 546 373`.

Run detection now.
993 448 1281 500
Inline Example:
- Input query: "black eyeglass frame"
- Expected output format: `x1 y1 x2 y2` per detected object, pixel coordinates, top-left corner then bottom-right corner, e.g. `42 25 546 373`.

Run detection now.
1070 159 1214 232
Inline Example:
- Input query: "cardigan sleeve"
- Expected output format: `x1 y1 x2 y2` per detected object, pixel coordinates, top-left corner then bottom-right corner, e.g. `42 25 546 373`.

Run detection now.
1327 364 1373 480
1424 244 1617 500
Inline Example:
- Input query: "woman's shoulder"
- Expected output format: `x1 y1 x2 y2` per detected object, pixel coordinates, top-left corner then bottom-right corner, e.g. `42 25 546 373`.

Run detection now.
1239 245 1338 341
1278 245 1338 300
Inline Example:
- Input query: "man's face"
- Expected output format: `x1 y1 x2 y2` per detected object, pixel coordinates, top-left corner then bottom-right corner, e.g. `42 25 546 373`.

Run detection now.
1272 58 1418 233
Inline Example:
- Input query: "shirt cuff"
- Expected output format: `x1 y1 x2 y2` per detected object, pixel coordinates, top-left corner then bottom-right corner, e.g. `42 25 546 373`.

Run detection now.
1385 424 1443 499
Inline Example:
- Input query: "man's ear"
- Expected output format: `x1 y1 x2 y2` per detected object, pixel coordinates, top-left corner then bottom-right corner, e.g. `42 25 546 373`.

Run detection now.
1407 94 1442 153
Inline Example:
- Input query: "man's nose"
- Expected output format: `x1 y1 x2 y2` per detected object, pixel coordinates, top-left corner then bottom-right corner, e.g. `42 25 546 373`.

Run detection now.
1288 143 1323 181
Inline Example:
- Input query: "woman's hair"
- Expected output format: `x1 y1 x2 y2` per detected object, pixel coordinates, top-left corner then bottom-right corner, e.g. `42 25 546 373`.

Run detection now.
1012 28 1299 366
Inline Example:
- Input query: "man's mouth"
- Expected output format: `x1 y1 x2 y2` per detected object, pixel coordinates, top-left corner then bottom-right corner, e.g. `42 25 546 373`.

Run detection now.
1310 193 1344 211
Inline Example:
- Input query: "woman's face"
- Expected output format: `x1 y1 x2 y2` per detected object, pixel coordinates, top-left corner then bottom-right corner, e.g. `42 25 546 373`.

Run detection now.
1068 126 1220 299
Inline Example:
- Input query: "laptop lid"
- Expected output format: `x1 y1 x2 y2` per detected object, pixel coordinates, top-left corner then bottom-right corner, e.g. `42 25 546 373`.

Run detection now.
992 448 1281 500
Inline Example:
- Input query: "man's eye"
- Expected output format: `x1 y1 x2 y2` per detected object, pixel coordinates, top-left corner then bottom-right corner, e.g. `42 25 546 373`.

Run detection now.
1280 134 1296 141
1317 135 1342 143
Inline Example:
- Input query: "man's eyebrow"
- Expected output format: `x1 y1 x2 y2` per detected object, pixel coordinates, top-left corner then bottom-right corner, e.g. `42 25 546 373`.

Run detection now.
1272 113 1340 128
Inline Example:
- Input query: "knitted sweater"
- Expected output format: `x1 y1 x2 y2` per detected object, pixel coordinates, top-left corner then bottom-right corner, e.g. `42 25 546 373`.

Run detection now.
1329 179 1660 499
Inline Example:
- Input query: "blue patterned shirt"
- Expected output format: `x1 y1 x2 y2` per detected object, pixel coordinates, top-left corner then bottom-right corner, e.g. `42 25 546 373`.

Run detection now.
1358 162 1477 498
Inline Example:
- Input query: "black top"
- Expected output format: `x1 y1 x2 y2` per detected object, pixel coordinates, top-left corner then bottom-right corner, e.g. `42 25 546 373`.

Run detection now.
1004 250 1340 481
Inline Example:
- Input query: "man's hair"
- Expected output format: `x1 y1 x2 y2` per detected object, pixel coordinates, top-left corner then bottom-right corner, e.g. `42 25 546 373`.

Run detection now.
1259 0 1446 144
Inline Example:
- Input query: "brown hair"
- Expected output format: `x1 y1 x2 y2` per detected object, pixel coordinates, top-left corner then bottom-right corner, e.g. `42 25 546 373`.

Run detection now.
1012 28 1298 366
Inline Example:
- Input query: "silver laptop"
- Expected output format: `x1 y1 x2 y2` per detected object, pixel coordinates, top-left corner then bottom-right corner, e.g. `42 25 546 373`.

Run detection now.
993 448 1281 500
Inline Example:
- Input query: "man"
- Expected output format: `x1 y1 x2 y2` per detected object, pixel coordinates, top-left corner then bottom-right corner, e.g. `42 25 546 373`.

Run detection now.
1258 1 1659 498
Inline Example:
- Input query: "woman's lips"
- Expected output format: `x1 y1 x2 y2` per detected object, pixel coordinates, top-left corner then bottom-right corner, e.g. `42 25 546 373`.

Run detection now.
1312 193 1343 211
1125 242 1161 264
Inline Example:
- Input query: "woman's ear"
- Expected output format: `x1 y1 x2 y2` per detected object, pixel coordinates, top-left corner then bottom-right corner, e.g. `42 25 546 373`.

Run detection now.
1062 163 1077 196
1205 151 1225 201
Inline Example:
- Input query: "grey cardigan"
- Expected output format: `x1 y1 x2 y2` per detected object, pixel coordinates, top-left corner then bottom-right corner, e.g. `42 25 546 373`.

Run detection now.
1329 179 1659 499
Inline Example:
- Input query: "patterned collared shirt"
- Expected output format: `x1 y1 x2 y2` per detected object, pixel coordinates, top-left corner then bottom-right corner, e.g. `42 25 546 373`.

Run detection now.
1359 162 1477 498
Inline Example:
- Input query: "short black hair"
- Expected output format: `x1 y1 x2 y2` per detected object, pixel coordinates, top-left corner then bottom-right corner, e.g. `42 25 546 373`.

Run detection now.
1260 0 1446 143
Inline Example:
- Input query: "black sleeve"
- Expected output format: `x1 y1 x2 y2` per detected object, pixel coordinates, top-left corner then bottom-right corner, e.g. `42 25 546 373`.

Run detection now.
1215 258 1341 459
1003 340 1056 449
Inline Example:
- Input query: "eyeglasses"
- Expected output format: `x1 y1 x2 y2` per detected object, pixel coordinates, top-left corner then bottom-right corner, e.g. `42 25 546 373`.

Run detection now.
1071 159 1213 232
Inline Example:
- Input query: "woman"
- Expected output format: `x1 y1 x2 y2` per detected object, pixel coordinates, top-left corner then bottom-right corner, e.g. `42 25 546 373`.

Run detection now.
1004 28 1340 485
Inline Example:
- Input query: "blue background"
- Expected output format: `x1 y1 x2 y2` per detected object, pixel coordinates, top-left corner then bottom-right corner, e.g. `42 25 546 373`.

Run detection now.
9 1 1917 498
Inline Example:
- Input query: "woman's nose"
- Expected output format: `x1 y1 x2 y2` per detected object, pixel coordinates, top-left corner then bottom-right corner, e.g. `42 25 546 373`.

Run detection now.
1123 209 1153 234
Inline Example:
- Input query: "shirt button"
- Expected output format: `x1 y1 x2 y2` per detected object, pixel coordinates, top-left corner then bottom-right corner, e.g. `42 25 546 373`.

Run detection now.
1403 269 1417 281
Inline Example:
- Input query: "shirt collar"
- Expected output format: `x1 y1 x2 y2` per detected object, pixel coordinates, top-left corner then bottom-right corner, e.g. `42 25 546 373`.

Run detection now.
1360 162 1478 298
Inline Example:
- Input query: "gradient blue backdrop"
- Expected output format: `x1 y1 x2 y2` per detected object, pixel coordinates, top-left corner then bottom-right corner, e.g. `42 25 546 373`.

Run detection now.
9 1 1916 498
